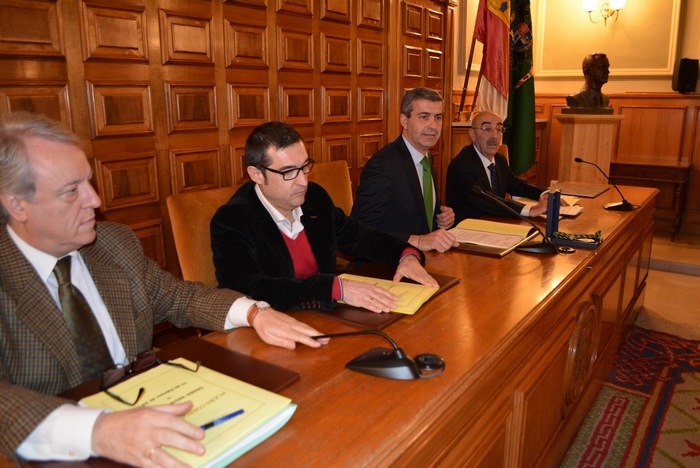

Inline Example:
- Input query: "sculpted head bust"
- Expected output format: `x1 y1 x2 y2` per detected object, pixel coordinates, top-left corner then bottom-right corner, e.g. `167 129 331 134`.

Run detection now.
563 53 613 114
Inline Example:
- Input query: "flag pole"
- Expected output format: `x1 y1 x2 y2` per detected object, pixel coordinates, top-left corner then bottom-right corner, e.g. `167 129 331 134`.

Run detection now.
457 35 478 122
467 68 483 123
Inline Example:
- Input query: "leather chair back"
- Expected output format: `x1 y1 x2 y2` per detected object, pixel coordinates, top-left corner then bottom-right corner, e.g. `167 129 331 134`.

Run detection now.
308 160 353 215
166 186 239 286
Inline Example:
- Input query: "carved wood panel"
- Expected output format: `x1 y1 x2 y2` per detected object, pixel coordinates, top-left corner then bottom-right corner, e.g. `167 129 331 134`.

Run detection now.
0 85 71 128
79 2 148 62
1 0 455 275
0 0 63 57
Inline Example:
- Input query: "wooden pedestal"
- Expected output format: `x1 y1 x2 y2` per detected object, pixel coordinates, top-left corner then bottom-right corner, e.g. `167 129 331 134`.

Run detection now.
555 114 623 184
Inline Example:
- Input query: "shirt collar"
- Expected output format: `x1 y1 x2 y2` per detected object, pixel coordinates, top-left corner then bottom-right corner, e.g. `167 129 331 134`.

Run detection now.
6 224 77 283
473 145 494 171
402 135 428 166
254 183 304 238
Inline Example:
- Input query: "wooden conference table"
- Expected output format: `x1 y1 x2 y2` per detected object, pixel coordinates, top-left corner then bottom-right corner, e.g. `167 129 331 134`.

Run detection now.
10 185 656 468
203 185 657 467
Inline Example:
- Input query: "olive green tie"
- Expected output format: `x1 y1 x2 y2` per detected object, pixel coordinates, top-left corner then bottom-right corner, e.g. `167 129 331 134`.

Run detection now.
420 156 434 231
54 256 113 380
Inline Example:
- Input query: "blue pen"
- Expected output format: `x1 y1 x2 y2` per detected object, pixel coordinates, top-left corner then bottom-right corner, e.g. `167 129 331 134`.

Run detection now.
200 409 244 430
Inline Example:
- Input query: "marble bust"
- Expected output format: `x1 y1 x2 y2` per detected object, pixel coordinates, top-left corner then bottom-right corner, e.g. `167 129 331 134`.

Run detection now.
563 53 613 115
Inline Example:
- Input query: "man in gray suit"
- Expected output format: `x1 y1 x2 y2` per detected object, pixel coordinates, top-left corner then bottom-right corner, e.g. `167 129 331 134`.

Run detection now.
0 112 327 467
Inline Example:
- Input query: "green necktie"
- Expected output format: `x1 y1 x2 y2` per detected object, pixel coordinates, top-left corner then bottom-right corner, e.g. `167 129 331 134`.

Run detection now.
420 156 434 231
54 256 113 380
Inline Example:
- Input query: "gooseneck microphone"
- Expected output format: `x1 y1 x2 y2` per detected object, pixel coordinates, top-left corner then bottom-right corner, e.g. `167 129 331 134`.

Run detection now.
312 330 445 380
573 157 635 211
470 185 559 254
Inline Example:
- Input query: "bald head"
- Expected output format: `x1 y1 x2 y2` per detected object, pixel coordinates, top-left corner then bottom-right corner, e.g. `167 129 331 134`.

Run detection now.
469 111 504 160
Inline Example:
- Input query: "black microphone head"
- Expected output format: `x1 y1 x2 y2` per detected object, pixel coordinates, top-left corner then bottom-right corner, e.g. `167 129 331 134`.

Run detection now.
470 184 483 194
574 157 583 163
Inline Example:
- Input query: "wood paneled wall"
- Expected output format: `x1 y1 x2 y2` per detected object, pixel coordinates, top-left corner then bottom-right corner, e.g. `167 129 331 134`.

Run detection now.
451 91 700 236
0 0 455 276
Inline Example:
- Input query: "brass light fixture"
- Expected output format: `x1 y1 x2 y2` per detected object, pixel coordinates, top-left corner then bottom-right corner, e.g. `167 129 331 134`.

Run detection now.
582 0 626 26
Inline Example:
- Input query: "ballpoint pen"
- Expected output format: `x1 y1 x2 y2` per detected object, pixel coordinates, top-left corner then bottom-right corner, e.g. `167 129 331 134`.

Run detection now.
200 409 244 430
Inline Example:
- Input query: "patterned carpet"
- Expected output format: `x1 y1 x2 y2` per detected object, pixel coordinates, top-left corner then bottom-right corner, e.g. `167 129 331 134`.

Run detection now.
560 326 700 467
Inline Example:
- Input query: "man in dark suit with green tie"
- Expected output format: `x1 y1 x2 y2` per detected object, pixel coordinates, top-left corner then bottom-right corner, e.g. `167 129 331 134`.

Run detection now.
0 112 327 467
351 87 458 253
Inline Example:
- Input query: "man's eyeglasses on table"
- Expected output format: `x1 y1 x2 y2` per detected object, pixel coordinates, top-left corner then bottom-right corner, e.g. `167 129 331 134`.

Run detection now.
474 126 506 134
100 351 201 406
257 159 314 181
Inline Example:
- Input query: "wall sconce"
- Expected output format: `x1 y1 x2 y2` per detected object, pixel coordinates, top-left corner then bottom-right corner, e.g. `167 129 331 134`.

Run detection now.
582 0 626 26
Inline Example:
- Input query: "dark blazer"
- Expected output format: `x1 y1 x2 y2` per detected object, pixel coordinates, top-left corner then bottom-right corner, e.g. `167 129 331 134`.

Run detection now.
211 182 421 312
446 144 545 223
0 222 240 464
350 136 441 241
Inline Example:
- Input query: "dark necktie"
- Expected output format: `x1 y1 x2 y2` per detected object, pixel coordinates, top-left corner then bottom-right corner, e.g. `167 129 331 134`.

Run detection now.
488 163 500 196
54 256 113 380
420 156 434 231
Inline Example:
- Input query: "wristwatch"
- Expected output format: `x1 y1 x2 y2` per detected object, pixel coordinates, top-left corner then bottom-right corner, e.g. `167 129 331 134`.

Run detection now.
247 300 271 326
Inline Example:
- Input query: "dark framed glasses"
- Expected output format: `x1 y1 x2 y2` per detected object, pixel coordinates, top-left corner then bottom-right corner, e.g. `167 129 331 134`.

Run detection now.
100 351 200 406
257 159 314 180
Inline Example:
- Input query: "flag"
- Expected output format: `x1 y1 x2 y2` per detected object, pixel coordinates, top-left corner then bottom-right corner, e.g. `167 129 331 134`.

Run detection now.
504 1 536 176
474 0 510 120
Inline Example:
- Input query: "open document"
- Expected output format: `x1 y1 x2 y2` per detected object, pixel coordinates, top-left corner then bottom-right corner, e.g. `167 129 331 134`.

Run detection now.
338 273 439 315
80 359 295 468
448 218 533 249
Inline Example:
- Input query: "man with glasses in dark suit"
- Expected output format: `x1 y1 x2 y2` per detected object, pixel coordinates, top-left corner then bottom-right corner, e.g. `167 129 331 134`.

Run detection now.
446 110 565 224
211 121 437 315
0 112 329 467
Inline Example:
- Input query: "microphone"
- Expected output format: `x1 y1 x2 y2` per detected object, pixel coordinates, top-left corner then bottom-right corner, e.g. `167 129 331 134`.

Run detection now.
574 157 635 211
470 185 559 254
311 330 445 380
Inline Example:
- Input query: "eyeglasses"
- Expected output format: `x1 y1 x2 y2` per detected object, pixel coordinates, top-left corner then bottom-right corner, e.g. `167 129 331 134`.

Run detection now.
257 159 314 181
100 351 200 406
474 126 506 134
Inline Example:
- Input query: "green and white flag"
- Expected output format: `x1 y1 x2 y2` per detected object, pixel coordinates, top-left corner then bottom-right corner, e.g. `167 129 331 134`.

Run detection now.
504 0 536 176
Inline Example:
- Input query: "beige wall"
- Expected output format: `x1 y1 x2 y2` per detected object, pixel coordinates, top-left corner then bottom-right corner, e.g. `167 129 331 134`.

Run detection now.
454 0 700 95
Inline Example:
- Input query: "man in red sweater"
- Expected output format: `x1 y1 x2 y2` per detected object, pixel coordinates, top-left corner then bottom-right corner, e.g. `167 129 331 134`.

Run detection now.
211 122 438 312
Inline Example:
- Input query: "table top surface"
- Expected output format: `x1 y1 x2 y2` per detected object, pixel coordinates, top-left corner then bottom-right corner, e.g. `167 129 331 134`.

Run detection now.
201 185 658 467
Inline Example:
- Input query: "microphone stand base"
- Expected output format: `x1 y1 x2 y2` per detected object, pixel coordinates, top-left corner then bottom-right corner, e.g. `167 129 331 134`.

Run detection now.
346 347 420 380
516 241 559 254
604 201 635 211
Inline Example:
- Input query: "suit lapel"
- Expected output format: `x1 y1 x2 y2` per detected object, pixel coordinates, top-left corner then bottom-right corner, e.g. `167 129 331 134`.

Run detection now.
0 228 83 387
80 240 140 358
246 183 296 275
468 146 493 193
396 137 430 228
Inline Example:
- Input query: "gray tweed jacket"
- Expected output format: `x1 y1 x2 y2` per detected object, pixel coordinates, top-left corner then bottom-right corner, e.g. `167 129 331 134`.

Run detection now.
0 222 243 464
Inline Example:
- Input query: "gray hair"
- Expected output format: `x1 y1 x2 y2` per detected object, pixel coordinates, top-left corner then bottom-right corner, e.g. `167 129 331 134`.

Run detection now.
0 111 79 224
400 87 443 118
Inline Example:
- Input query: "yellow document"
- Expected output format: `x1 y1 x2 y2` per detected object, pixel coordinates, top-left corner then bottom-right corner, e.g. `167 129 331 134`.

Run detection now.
448 219 532 249
80 359 295 468
338 273 439 315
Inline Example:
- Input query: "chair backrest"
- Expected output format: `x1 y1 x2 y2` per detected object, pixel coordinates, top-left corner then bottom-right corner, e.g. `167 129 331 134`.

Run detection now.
166 186 239 286
307 160 353 215
498 144 509 164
